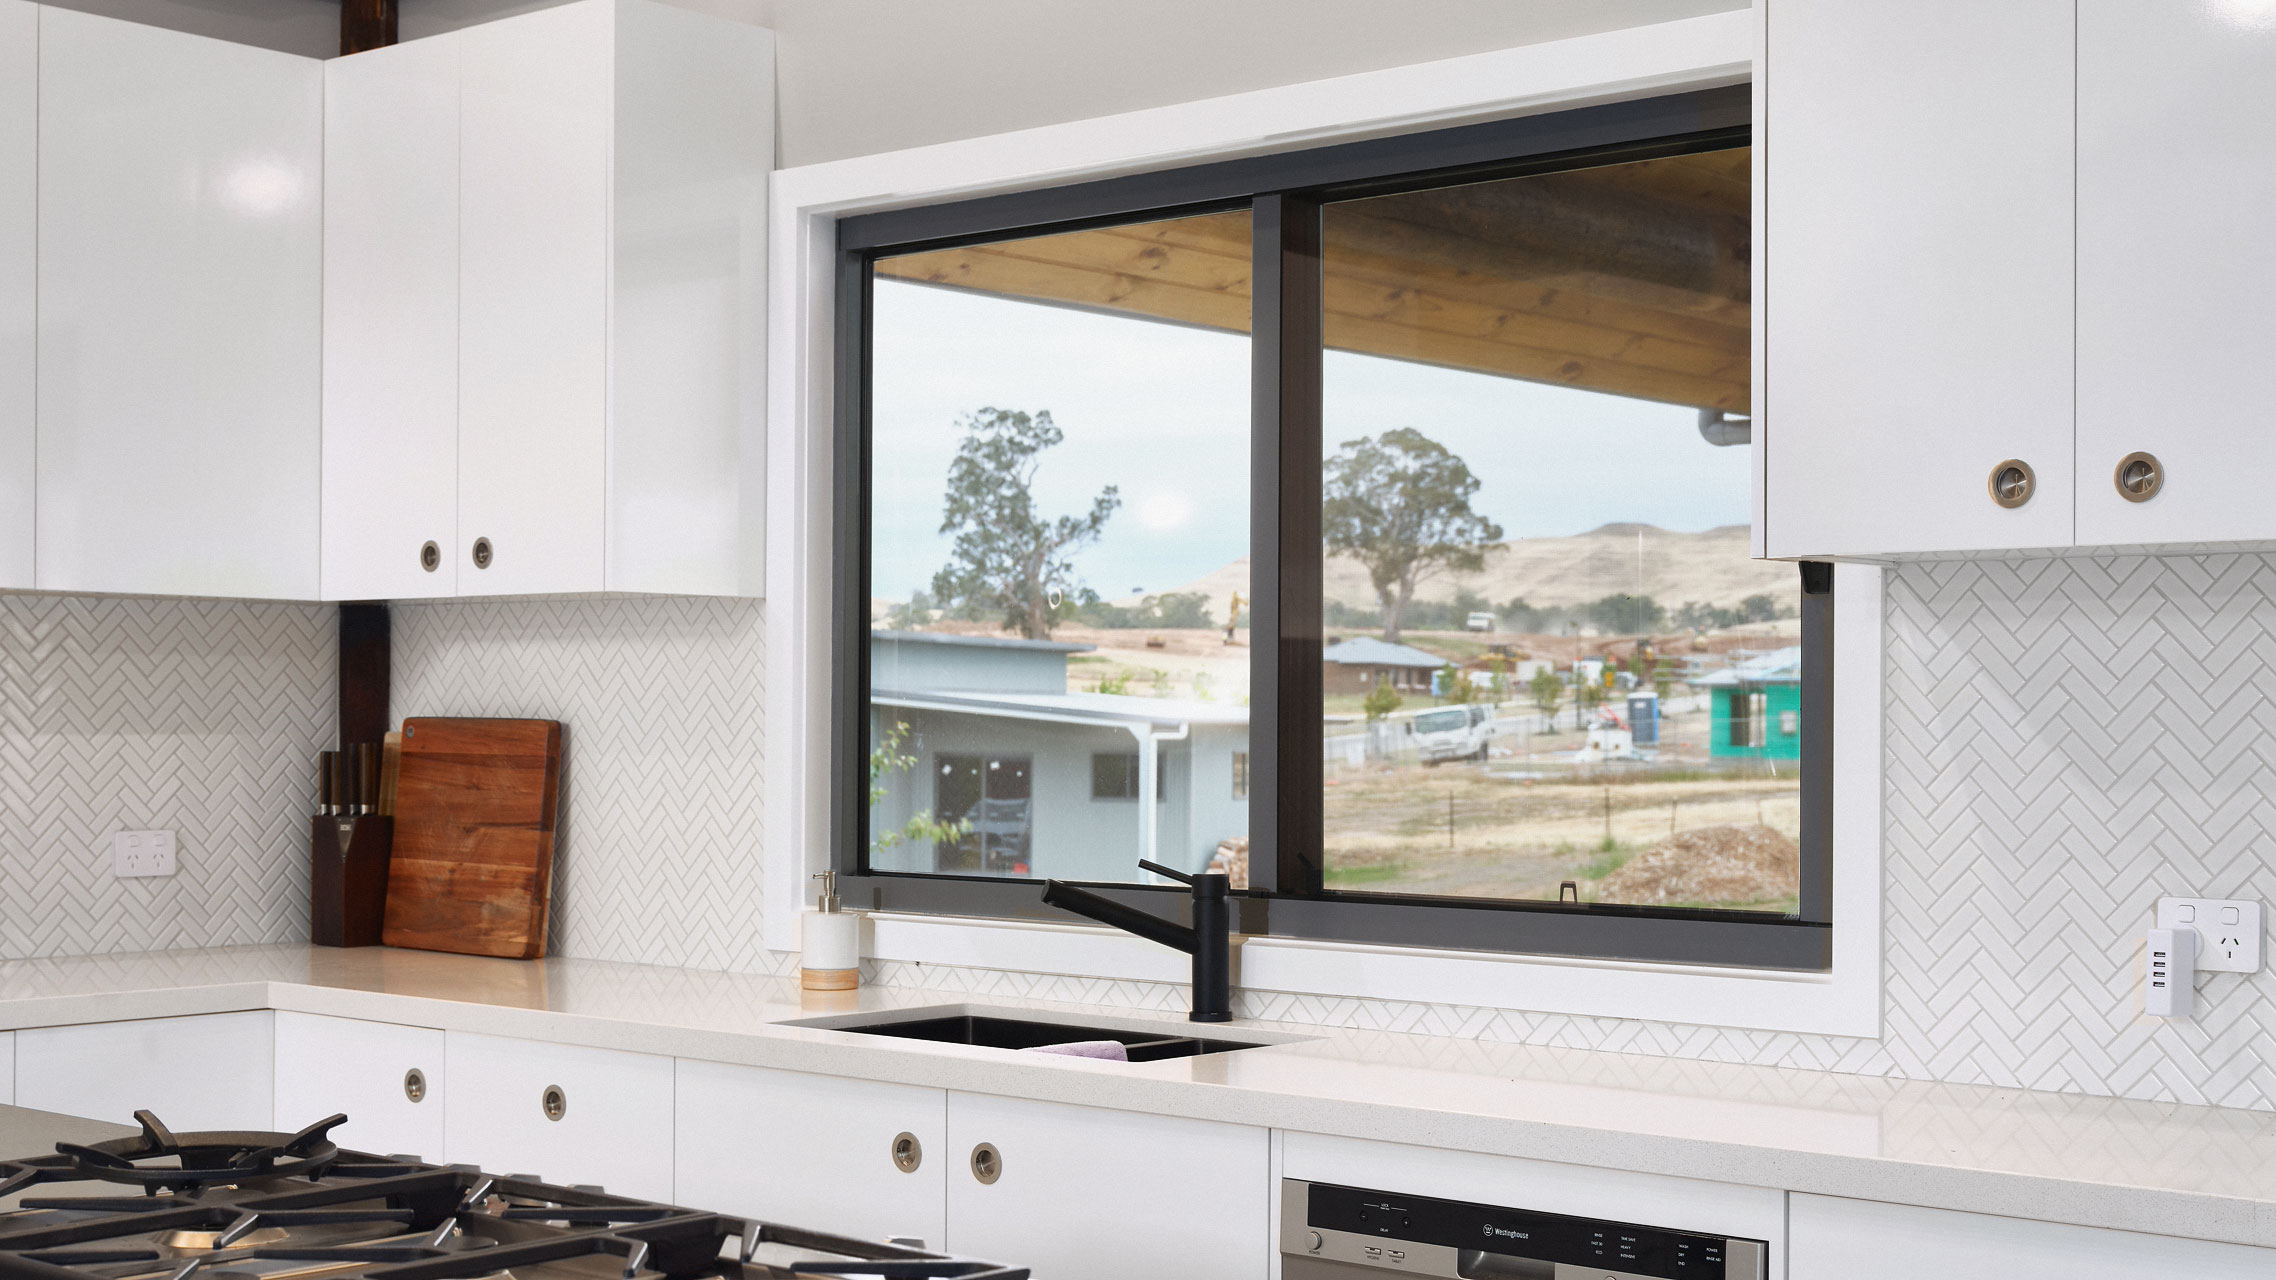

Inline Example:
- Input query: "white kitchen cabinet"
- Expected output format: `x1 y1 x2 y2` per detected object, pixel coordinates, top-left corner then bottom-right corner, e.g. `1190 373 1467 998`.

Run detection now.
2076 2 2276 546
322 32 462 602
35 8 321 599
1760 0 2075 559
443 1031 674 1202
1790 1193 2276 1279
0 1029 14 1105
274 1012 444 1160
15 1012 273 1130
676 1059 946 1247
0 0 31 591
943 1091 1268 1280
316 0 771 602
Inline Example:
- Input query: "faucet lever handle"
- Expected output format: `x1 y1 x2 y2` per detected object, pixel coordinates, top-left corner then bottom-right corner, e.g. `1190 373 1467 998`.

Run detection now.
1137 858 1195 886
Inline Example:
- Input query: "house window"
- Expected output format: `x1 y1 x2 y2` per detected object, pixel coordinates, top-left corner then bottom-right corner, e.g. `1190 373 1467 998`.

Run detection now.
934 755 1034 876
1092 752 1166 801
838 86 1835 969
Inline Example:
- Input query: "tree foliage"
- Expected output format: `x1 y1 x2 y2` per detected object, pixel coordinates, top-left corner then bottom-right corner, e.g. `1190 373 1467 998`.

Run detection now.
931 408 1120 639
1528 668 1564 725
868 720 970 855
1322 429 1504 643
1362 677 1403 723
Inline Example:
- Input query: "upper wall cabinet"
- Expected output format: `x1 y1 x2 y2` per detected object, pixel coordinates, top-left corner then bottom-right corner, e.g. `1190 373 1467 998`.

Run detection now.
323 32 463 601
0 1 31 591
1760 0 2076 560
36 7 322 598
323 0 773 601
2075 1 2276 546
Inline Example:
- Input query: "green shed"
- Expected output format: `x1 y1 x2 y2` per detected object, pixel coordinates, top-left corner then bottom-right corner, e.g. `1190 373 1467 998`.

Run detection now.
1698 647 1802 761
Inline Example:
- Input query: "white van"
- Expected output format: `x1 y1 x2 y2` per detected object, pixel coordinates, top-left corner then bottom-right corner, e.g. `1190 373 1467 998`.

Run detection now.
1465 611 1495 632
1413 703 1493 764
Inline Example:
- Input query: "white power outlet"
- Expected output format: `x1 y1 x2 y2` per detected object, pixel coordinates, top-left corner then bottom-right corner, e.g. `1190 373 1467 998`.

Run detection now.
111 830 177 878
2156 897 2263 973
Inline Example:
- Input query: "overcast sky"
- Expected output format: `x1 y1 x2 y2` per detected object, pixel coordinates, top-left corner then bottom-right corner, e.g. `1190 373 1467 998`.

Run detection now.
869 280 1751 604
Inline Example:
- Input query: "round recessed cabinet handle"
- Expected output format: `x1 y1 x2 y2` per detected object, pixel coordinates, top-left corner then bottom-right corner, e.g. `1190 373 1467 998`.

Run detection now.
2115 451 2164 503
403 1068 427 1104
1988 459 2037 509
541 1084 567 1122
969 1141 1001 1185
419 541 441 573
471 537 494 570
891 1132 922 1173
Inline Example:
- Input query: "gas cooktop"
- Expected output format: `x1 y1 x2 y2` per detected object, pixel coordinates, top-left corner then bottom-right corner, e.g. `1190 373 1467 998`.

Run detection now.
0 1112 1023 1280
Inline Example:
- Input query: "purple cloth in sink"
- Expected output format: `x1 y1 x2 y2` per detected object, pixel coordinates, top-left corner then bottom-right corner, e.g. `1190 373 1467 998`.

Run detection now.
1020 1039 1129 1061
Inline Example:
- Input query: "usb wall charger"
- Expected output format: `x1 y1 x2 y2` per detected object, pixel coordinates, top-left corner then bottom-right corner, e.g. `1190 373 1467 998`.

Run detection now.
2146 927 2197 1019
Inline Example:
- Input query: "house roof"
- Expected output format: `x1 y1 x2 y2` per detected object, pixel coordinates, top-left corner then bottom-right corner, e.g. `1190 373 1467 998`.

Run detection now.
873 688 1248 729
1693 646 1803 687
871 628 1095 654
1322 636 1451 669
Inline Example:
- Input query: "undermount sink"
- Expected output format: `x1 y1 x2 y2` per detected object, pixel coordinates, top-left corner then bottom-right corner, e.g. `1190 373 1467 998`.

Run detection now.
785 1009 1271 1061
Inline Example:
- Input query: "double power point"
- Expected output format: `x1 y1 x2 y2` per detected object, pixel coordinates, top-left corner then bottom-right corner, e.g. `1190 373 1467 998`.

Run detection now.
2146 897 2262 1020
111 830 177 878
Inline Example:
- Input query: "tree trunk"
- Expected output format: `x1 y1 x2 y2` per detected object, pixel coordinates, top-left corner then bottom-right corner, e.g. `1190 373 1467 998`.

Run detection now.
1376 582 1404 642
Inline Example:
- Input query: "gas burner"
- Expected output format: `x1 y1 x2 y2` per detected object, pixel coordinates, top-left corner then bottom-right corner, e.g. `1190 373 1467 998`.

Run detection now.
57 1112 345 1191
0 1119 1030 1280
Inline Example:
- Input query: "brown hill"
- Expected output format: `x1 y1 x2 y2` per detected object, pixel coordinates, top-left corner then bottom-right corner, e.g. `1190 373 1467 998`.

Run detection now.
1124 524 1792 613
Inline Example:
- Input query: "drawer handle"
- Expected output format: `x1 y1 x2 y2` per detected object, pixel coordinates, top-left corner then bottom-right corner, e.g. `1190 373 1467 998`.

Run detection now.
891 1132 922 1174
419 541 441 573
968 1142 1001 1185
1988 459 2036 509
2115 451 2163 502
472 537 494 570
541 1084 567 1122
403 1068 427 1104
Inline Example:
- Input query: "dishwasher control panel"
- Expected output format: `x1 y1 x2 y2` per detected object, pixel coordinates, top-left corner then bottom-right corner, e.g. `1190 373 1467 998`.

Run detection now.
1279 1180 1767 1280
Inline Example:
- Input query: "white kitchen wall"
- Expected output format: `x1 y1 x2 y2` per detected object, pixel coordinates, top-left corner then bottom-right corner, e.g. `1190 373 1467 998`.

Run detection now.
0 593 333 959
388 595 769 972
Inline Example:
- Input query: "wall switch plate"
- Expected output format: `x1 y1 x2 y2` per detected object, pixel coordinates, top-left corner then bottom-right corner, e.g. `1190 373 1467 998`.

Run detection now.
2157 897 2262 973
111 830 176 878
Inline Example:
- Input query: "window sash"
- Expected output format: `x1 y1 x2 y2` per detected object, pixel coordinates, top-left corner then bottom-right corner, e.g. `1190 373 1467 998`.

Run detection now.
832 84 1835 971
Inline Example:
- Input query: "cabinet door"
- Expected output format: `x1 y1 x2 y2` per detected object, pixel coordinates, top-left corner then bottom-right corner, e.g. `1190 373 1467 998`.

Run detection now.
323 34 460 602
443 1032 672 1201
944 1092 1267 1280
15 1013 274 1130
274 1013 444 1161
0 1029 14 1106
36 9 321 599
1762 0 2074 557
1790 1194 2276 1280
0 0 30 591
676 1059 946 1248
456 0 609 596
2077 2 2276 545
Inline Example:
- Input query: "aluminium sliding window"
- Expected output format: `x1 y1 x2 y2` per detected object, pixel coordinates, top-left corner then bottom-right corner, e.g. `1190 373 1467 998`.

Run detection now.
834 84 1835 970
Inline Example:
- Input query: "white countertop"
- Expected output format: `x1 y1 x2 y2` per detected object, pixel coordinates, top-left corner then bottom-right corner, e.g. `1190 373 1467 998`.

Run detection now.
2 945 2272 1249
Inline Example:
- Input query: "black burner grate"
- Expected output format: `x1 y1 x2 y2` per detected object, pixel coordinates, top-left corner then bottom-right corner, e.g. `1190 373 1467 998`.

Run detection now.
0 1116 1025 1280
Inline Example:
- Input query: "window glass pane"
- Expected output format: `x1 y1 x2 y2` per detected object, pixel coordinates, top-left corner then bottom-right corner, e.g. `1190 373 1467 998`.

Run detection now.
866 209 1253 887
1315 146 1797 915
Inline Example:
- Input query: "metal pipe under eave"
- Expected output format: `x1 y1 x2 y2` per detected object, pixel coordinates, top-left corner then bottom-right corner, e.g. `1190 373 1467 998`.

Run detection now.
340 0 397 55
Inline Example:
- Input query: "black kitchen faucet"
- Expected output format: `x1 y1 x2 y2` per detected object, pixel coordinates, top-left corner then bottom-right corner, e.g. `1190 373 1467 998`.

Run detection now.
1042 859 1232 1023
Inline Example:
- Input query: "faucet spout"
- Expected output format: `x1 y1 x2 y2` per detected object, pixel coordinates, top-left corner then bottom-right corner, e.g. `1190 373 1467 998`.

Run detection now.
1042 861 1232 1023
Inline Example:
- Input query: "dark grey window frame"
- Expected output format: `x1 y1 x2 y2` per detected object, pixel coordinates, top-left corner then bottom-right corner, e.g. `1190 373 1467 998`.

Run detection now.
833 84 1837 970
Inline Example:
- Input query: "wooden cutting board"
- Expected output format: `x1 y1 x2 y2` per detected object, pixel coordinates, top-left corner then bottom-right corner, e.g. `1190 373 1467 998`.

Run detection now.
383 717 563 960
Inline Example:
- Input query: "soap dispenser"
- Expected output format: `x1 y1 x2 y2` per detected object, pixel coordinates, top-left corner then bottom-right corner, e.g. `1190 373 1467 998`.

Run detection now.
800 870 861 991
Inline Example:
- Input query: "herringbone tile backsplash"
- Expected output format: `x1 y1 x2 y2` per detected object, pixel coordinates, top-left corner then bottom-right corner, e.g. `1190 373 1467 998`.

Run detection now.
389 595 770 973
0 594 334 959
15 552 2276 1110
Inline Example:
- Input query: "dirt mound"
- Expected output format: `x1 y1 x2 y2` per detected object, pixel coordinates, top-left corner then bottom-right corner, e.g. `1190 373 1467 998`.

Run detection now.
1597 823 1798 906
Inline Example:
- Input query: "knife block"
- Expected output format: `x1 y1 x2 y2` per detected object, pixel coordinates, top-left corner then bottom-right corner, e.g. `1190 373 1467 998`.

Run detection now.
311 815 393 947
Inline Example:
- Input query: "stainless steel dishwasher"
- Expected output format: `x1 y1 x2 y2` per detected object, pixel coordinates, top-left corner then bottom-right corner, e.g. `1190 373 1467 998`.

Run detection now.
1280 1179 1768 1279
